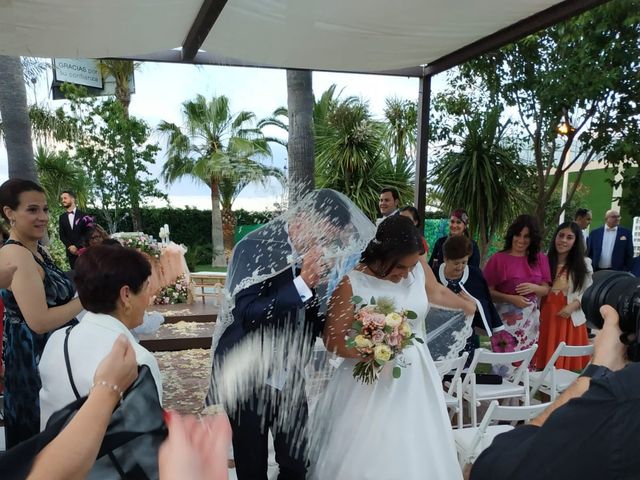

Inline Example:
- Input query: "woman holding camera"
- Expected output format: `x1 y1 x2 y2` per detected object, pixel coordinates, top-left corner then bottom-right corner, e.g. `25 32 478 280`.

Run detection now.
535 221 592 370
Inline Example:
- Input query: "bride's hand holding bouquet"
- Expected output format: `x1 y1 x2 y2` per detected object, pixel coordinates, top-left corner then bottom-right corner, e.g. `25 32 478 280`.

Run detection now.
346 296 423 384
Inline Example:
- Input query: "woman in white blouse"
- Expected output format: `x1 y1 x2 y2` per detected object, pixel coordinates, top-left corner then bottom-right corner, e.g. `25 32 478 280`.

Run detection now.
39 244 162 429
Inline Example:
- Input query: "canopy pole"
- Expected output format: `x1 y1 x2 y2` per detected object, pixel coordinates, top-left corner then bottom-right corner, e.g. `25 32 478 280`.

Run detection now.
414 74 431 231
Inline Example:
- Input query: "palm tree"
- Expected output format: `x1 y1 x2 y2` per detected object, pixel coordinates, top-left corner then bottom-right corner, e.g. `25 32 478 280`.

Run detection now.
315 94 414 218
97 60 137 114
286 70 315 202
432 107 531 260
0 55 37 182
158 94 272 266
262 85 414 219
219 163 285 252
35 146 90 208
383 97 417 165
98 60 143 231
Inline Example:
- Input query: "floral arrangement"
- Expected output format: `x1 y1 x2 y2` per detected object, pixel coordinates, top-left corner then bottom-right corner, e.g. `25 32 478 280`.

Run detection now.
346 296 423 384
153 274 190 305
76 214 96 230
114 233 161 259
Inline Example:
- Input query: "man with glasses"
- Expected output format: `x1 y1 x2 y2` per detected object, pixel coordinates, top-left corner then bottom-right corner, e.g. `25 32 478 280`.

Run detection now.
587 209 634 271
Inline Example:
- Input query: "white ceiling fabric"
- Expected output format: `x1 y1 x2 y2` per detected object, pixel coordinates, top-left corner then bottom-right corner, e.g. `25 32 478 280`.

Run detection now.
0 0 200 58
203 0 562 73
1 0 564 74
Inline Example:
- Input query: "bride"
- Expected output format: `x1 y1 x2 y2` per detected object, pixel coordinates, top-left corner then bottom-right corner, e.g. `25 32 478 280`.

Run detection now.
309 215 476 479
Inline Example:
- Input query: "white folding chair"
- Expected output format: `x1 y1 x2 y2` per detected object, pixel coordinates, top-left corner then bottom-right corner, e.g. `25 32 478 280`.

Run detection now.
453 399 550 466
530 342 593 400
461 345 538 427
434 352 468 429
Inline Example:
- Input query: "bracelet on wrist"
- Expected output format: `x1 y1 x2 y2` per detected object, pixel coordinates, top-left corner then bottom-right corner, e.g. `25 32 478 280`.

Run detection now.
91 380 124 400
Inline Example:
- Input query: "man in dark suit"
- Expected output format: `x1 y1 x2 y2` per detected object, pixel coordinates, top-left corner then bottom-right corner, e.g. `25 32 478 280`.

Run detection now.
210 191 351 480
58 190 85 269
587 209 634 272
574 208 592 249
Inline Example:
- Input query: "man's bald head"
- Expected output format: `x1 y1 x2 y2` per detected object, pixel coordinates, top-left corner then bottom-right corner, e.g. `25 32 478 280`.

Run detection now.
605 209 621 228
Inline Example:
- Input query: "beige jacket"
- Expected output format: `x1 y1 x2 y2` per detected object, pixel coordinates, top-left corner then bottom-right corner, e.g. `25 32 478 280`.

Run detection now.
566 257 593 327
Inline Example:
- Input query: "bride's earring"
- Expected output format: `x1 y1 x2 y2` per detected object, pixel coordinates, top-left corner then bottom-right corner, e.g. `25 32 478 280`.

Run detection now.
10 218 15 228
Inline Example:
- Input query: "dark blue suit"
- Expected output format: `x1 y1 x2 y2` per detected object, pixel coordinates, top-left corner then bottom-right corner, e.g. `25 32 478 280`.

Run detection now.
214 250 323 479
587 226 634 271
632 256 640 277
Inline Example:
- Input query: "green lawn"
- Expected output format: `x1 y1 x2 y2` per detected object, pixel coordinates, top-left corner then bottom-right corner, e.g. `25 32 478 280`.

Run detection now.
193 265 228 273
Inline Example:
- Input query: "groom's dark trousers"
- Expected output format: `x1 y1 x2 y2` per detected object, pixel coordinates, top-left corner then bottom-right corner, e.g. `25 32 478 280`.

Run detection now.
214 267 323 480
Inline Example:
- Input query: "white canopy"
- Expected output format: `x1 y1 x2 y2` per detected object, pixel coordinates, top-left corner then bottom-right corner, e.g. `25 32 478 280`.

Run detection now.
0 0 600 76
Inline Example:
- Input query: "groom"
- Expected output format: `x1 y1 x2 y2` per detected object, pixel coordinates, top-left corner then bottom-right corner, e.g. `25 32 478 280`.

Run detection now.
212 191 351 480
58 190 85 269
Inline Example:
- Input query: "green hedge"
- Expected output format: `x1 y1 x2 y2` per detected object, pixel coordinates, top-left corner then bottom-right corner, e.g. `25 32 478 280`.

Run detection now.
85 207 278 247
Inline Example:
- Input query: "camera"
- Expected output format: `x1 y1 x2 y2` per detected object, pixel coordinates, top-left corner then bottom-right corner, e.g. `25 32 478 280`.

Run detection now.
582 270 640 361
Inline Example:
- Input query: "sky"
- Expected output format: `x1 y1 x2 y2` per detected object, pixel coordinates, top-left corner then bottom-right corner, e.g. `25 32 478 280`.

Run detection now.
0 61 447 211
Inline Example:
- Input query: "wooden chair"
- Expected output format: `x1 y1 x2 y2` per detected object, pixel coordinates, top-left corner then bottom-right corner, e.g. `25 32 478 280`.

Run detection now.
190 272 227 304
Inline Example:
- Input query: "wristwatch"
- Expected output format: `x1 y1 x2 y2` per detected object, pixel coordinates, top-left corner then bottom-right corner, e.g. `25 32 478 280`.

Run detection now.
579 364 612 380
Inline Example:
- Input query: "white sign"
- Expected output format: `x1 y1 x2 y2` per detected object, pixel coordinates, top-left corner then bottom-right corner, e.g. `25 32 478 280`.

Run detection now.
53 58 103 89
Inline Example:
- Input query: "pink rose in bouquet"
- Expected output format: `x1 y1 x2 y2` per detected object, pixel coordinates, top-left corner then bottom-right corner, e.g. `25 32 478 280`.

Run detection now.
346 295 423 384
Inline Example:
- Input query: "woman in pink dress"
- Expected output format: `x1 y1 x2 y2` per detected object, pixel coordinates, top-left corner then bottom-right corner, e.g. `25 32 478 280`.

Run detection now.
483 215 551 372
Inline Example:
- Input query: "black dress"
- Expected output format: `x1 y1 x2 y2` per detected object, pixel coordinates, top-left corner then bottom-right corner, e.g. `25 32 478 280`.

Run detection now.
1 240 77 448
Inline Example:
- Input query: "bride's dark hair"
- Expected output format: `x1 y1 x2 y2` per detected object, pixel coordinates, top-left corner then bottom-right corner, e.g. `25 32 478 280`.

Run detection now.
360 215 424 277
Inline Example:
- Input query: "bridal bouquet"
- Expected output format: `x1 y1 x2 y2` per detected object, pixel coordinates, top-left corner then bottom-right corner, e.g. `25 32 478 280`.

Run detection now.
346 296 423 384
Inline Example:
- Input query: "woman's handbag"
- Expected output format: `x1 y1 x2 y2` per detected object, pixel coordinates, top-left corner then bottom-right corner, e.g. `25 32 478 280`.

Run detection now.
0 326 167 479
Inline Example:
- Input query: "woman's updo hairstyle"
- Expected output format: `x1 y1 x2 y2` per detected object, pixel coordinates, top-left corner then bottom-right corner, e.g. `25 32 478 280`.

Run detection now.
0 179 45 223
360 215 424 277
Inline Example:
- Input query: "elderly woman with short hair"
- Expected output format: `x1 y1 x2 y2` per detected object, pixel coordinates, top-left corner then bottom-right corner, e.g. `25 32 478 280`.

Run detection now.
39 244 162 428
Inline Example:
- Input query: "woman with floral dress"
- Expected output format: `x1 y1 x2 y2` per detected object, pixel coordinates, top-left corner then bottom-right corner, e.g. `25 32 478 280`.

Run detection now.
483 215 551 373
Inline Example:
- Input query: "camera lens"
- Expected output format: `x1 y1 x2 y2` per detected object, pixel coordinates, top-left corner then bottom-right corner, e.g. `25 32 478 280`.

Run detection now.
582 270 640 334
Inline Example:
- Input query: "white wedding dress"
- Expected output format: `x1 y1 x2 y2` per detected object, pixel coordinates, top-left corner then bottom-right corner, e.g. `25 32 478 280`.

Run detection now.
309 263 462 480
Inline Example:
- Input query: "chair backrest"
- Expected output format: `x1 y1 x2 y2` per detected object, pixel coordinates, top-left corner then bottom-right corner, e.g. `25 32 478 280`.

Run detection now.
531 342 594 394
488 402 551 423
468 400 551 456
462 345 538 390
434 352 468 379
434 352 468 394
558 343 594 359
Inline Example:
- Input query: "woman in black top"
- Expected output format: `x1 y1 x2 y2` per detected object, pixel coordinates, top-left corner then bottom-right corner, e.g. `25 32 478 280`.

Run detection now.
0 179 82 448
428 208 480 271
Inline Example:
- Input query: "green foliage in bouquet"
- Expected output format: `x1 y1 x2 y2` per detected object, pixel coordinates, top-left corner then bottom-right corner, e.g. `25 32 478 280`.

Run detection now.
153 274 190 305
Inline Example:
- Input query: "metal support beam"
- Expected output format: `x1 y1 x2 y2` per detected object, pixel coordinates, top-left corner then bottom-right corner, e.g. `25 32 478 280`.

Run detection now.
424 0 613 76
414 75 431 231
181 0 228 61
